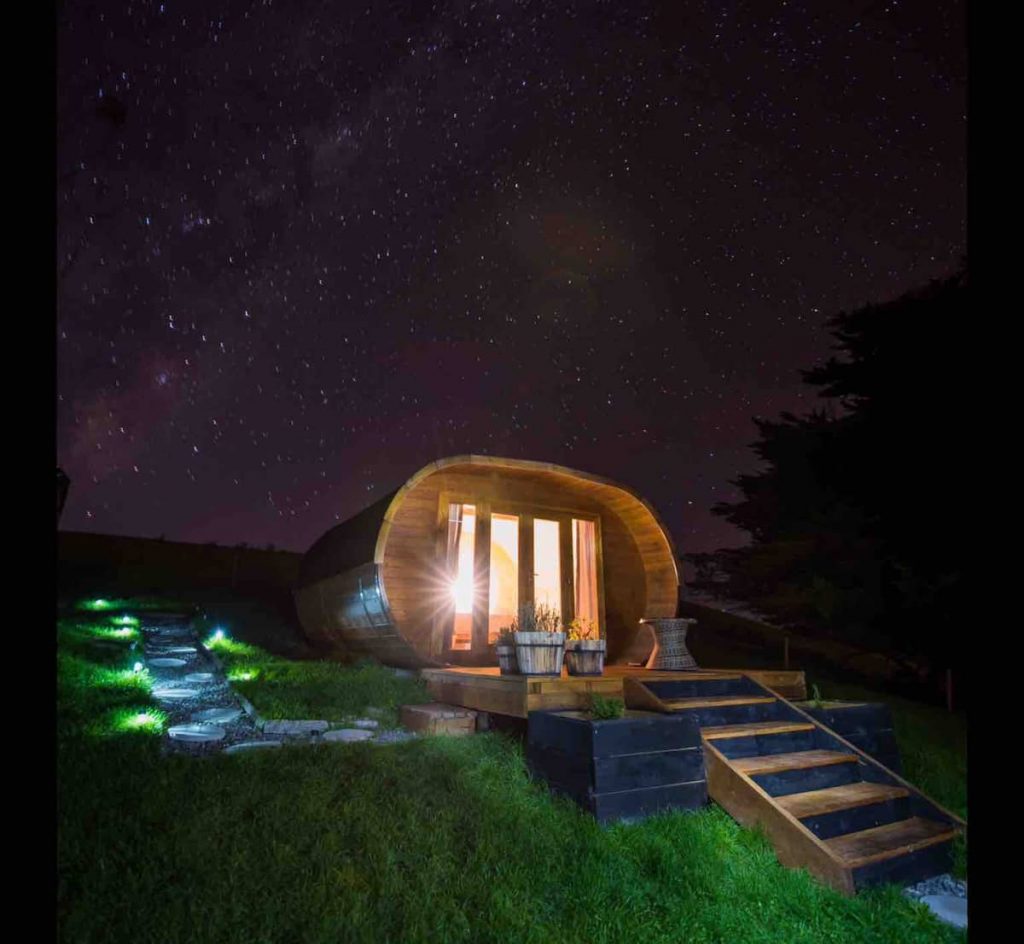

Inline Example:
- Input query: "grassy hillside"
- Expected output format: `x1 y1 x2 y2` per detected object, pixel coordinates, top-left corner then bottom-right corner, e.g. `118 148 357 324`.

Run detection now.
58 600 966 944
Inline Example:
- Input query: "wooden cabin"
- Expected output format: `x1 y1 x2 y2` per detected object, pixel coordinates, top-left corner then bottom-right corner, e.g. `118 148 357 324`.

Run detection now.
295 455 679 669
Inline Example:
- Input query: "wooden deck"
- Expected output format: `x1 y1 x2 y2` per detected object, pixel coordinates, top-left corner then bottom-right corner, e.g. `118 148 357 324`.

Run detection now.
419 665 806 718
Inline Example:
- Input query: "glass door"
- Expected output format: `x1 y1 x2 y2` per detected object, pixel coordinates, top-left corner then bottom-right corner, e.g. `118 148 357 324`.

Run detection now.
532 518 562 616
488 513 519 643
446 503 476 651
572 518 599 632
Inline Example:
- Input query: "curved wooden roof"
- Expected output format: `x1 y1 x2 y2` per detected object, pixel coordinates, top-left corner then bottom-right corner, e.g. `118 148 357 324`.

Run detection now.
301 454 678 589
375 454 679 580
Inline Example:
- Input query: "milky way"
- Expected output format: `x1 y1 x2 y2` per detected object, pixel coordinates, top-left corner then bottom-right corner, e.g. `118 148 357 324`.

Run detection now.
57 0 965 557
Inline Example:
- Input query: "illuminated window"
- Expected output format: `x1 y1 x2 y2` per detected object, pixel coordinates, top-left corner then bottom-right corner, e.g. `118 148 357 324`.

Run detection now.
488 514 519 643
573 519 599 632
533 518 561 614
446 503 475 650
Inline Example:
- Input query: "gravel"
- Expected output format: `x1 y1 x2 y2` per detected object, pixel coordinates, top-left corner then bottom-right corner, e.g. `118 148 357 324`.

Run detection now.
903 873 967 901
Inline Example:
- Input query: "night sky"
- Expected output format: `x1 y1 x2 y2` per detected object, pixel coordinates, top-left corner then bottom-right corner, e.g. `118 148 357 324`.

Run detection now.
57 0 965 558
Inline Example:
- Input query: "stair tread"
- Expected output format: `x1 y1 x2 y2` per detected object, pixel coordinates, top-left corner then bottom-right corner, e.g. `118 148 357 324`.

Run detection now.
775 782 910 818
732 749 860 776
702 721 814 740
664 695 776 710
824 816 958 867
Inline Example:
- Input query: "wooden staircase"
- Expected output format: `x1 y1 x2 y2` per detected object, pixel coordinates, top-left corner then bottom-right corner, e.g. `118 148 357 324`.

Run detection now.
623 673 965 895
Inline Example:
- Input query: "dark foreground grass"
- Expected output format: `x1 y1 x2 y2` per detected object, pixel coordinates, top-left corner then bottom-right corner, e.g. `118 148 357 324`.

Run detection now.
58 612 967 944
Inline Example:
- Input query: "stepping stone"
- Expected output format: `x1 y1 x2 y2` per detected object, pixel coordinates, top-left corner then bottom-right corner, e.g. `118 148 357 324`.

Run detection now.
350 718 379 729
223 740 283 754
153 688 198 701
920 896 967 930
185 673 216 683
192 707 242 724
148 657 187 668
400 703 477 736
262 720 329 736
322 729 374 743
163 646 197 654
168 723 226 743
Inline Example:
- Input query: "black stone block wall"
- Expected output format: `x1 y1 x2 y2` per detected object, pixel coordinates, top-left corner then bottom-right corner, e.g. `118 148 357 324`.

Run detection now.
527 709 707 824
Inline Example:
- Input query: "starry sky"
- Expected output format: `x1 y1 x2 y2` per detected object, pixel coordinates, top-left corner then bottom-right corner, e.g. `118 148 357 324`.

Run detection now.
57 0 965 558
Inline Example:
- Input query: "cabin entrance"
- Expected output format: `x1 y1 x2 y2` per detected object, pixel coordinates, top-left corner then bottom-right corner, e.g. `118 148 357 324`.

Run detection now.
442 501 602 662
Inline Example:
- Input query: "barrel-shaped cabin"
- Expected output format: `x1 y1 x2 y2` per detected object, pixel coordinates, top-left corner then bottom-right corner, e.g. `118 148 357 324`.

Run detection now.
294 455 680 669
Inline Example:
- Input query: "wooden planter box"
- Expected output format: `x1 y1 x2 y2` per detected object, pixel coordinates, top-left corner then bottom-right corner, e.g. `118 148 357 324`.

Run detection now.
527 709 707 823
515 632 566 676
564 639 606 676
796 701 902 773
496 644 519 675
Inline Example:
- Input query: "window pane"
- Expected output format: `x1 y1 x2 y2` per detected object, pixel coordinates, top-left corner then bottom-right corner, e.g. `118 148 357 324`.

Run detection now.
447 503 475 650
488 514 519 644
573 519 599 633
533 518 561 616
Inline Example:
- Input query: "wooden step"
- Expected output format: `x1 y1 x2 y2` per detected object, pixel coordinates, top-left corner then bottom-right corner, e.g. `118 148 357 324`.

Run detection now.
702 721 814 741
664 695 777 710
776 782 910 819
732 750 860 777
824 816 957 867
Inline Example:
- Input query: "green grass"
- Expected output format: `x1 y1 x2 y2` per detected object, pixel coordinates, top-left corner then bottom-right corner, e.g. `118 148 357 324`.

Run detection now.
202 631 433 726
58 607 967 944
75 595 187 613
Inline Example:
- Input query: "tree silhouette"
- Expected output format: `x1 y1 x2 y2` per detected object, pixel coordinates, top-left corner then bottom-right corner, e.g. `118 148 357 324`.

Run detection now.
692 268 967 676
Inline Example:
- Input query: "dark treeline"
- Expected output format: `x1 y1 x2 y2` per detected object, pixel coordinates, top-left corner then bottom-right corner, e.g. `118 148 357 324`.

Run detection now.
687 268 967 697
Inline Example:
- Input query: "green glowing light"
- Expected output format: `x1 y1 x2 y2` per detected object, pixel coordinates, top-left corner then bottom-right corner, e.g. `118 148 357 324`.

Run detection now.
111 615 140 628
108 706 166 735
89 625 139 642
228 668 258 682
95 666 151 692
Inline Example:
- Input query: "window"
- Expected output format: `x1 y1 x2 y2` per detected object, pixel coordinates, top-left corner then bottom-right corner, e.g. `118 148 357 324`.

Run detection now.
488 513 519 644
572 519 599 629
442 501 601 655
446 503 476 650
533 518 561 614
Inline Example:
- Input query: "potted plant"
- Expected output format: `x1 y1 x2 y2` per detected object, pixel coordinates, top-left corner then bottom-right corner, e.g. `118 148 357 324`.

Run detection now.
496 626 519 675
564 617 606 676
513 602 566 676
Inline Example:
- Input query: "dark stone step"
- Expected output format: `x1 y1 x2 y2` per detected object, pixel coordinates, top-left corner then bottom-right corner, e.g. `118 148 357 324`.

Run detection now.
752 760 862 797
644 676 756 700
851 840 954 892
802 795 912 840
711 727 818 759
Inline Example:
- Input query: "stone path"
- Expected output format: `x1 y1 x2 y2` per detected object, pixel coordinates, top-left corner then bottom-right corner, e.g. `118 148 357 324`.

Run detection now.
139 615 418 756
